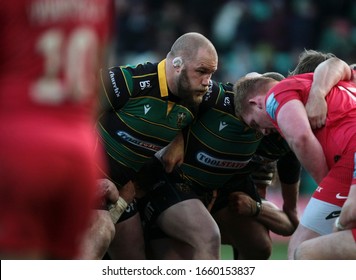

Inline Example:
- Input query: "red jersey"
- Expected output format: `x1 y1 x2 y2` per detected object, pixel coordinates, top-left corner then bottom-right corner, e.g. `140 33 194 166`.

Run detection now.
0 0 112 259
265 73 356 206
265 73 356 169
0 0 112 119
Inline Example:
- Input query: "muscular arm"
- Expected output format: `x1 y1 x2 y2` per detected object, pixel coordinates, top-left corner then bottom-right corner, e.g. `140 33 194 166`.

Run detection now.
79 179 135 260
277 152 301 227
257 200 296 236
228 192 295 236
306 58 353 129
158 131 185 173
277 100 328 184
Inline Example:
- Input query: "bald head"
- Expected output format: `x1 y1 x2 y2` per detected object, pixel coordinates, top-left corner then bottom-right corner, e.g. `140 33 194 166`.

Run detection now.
167 32 218 63
165 32 218 108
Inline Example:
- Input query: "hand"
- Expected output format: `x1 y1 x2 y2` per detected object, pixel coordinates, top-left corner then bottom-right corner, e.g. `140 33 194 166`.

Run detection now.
305 89 327 129
96 179 120 206
282 205 299 229
158 132 184 173
228 191 258 216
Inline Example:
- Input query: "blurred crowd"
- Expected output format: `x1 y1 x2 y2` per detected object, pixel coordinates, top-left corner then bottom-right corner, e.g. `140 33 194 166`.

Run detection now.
110 0 356 82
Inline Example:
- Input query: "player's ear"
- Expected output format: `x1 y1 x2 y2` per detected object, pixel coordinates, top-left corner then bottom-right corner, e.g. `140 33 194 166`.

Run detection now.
254 95 265 110
248 97 258 108
172 57 183 68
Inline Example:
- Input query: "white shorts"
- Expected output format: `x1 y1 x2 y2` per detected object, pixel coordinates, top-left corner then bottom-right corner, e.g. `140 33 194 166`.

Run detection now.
300 197 342 235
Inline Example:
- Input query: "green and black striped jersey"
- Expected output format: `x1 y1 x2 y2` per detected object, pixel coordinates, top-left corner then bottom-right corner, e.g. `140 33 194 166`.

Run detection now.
180 81 263 189
98 60 195 172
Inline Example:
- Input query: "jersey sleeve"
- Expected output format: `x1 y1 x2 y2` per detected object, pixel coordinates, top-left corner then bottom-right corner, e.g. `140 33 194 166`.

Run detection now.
100 66 132 110
266 75 312 124
197 81 233 116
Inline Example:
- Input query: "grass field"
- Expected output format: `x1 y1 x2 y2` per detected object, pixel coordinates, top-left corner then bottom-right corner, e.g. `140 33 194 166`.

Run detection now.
221 242 288 260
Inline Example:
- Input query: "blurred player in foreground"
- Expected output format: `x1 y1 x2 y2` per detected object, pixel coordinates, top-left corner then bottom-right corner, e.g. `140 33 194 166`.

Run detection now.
0 0 112 259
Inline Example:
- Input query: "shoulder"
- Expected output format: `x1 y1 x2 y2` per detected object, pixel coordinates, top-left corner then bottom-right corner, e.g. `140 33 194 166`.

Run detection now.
202 80 234 105
114 62 159 77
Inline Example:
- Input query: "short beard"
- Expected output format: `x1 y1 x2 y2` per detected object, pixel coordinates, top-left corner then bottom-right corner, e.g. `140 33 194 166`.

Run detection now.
175 69 200 115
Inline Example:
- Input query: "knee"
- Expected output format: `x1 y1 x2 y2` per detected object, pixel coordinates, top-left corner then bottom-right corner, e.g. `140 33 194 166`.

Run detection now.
250 241 272 260
191 222 221 257
200 223 221 247
97 211 116 244
293 242 310 260
237 238 272 260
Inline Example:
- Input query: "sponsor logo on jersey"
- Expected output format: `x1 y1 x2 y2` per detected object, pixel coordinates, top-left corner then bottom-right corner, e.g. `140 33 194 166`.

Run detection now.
109 70 121 97
144 104 151 115
316 186 323 192
266 93 278 121
335 193 348 200
196 151 250 169
223 96 231 107
140 80 151 90
219 121 228 131
177 112 186 128
116 131 163 152
325 210 341 220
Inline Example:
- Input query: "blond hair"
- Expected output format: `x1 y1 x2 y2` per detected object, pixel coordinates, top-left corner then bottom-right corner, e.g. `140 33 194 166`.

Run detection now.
233 76 276 116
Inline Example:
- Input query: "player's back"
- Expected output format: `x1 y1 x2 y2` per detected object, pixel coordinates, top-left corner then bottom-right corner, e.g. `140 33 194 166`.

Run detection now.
0 0 111 121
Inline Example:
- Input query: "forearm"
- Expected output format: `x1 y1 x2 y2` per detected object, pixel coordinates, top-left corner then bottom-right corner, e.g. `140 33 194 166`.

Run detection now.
158 131 185 172
277 152 300 215
256 201 296 236
312 57 352 96
280 181 300 227
281 181 299 208
229 192 296 236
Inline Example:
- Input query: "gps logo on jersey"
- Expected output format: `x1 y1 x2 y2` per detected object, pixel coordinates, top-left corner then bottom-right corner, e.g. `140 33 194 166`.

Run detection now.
140 80 151 90
109 70 121 97
223 96 230 107
116 131 163 152
196 152 249 169
325 210 341 220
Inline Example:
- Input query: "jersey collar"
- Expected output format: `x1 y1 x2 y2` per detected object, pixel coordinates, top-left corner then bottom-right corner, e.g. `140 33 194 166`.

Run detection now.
158 59 169 98
158 59 175 115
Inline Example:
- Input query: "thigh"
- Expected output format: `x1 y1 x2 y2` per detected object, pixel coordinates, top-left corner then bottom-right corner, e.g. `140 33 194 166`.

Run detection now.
108 213 146 259
287 223 320 259
214 206 272 259
148 237 195 260
157 199 218 243
0 137 97 259
295 230 356 259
